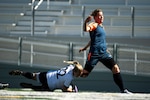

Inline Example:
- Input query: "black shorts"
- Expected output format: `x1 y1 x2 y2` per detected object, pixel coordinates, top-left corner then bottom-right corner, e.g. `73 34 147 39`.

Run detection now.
84 53 116 72
39 72 49 89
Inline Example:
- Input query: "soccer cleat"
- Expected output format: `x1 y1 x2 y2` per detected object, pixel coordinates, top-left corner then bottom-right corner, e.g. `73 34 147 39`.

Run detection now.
0 83 9 89
121 89 133 94
9 70 23 76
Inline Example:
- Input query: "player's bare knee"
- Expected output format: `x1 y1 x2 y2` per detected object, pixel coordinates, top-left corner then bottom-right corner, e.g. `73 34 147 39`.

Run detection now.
112 64 120 74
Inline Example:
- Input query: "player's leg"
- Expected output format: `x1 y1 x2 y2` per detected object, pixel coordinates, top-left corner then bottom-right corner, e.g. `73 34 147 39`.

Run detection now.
19 72 48 91
101 58 132 93
112 64 132 93
20 82 44 91
100 58 125 91
81 53 99 77
38 72 50 91
9 70 37 80
112 64 124 92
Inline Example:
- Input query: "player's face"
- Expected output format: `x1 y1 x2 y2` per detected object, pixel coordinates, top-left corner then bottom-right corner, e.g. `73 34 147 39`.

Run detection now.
94 11 104 24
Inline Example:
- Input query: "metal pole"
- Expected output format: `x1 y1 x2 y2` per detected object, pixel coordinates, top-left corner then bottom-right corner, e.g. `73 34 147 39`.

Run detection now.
131 6 135 38
47 0 50 10
134 51 137 75
31 0 35 36
81 6 85 37
113 43 118 62
83 50 87 65
69 42 73 61
30 44 33 67
18 37 22 66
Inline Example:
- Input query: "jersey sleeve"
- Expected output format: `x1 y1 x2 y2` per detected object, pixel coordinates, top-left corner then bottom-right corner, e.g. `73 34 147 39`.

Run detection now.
64 77 72 88
63 65 74 87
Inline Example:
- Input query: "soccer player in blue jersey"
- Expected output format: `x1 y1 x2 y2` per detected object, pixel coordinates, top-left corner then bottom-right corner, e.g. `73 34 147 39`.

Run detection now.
9 61 82 92
79 9 131 93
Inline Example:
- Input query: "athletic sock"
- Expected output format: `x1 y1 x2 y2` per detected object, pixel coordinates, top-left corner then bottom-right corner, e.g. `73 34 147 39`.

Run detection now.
22 72 34 79
113 73 124 91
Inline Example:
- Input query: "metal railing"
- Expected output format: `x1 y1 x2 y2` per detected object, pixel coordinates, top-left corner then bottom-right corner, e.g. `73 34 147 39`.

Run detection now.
113 44 150 75
31 0 43 36
0 37 150 76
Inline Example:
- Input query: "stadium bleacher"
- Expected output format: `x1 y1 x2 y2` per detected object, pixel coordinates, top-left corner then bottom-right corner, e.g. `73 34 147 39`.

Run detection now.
0 0 149 37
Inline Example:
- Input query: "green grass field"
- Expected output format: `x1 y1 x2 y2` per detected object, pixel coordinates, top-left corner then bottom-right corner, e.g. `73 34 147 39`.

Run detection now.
0 88 150 100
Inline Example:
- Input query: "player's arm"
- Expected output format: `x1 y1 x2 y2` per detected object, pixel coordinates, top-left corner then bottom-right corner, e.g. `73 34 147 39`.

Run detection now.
83 15 98 32
62 79 75 92
83 16 92 32
79 40 91 52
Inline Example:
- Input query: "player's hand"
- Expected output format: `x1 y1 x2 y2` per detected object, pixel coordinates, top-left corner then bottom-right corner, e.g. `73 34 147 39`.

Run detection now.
79 48 85 53
85 15 92 23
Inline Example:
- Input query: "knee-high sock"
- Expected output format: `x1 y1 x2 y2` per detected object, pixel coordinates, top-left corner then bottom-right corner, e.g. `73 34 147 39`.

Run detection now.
113 73 124 91
22 72 34 79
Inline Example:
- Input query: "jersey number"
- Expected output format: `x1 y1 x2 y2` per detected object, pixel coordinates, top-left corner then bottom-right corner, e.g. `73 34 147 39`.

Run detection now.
57 67 68 79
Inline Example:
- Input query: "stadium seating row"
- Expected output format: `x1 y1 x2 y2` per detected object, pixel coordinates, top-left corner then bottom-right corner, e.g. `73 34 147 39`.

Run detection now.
0 0 149 37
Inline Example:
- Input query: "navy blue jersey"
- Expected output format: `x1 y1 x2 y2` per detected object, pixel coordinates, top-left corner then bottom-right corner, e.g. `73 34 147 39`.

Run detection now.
89 25 107 54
